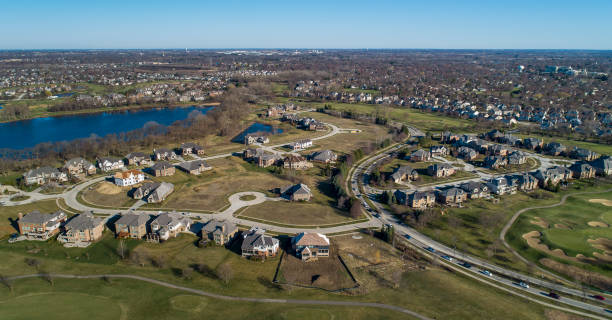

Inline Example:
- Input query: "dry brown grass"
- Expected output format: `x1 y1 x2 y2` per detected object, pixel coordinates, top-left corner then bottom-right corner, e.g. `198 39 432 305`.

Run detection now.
239 201 354 226
278 248 356 291
540 258 612 291
81 181 137 208
588 198 612 206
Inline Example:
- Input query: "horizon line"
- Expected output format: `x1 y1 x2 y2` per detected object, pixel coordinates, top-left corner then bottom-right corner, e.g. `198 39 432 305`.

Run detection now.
1 48 612 51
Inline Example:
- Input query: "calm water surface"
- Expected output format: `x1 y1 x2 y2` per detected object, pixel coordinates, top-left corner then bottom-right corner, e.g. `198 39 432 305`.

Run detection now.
0 106 212 149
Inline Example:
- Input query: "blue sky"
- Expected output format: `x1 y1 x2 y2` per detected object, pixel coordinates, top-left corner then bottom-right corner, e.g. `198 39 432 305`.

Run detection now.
1 0 611 49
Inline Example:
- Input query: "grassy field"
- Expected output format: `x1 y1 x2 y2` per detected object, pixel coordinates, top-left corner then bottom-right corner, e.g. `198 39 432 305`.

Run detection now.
238 201 358 226
507 189 612 282
0 200 61 239
80 181 138 208
0 231 558 320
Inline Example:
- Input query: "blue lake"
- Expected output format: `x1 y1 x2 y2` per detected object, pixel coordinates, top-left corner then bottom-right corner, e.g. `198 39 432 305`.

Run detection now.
54 92 75 98
0 106 212 150
233 122 283 142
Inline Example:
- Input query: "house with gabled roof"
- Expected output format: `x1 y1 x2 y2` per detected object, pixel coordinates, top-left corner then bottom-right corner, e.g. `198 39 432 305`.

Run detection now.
58 211 105 245
279 183 312 201
125 152 152 166
149 212 192 241
427 163 455 177
589 155 612 176
150 161 175 177
390 165 418 183
292 232 330 261
410 149 431 162
114 213 149 239
457 146 477 161
62 158 96 178
283 154 313 170
570 147 599 161
241 228 279 258
97 157 125 172
133 182 174 203
508 151 527 165
430 145 448 156
460 181 489 199
177 159 212 175
180 142 205 155
153 148 177 161
18 210 67 240
569 162 596 179
484 155 508 169
543 142 567 156
523 137 543 150
201 219 238 245
23 167 68 186
113 170 145 187
311 150 337 163
437 187 466 205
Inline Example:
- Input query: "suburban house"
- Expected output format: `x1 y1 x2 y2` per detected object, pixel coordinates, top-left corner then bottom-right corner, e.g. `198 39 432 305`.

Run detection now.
149 212 192 241
113 170 145 187
311 150 338 163
283 154 313 170
201 219 238 245
430 145 448 156
484 155 508 169
114 213 149 239
390 165 418 183
279 183 312 201
57 211 105 245
523 138 543 150
288 139 313 151
394 190 436 208
17 210 67 240
569 162 596 179
427 163 455 177
62 158 96 178
133 182 174 203
97 157 125 172
507 151 527 165
180 142 205 155
533 166 572 186
589 156 612 175
489 144 510 157
510 173 538 192
243 148 279 168
570 147 599 161
457 146 477 161
292 232 330 261
437 187 467 205
125 152 152 166
153 148 178 161
244 135 269 145
544 142 567 156
459 181 489 199
441 131 460 143
410 149 431 162
241 228 279 258
486 177 515 195
23 167 68 186
177 160 212 175
150 161 176 177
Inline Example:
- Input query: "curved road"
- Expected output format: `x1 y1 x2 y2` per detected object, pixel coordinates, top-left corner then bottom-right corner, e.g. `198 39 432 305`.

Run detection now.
5 273 432 320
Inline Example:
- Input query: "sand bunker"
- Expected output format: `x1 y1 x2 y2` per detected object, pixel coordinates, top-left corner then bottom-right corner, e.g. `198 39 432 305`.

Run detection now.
587 221 610 228
95 182 122 195
530 217 549 228
554 223 570 229
589 198 612 206
522 231 595 263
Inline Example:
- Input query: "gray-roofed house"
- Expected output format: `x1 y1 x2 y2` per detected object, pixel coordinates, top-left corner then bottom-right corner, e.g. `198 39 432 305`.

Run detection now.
153 148 177 161
533 166 572 186
241 228 279 258
149 212 192 241
283 154 313 170
114 213 150 239
279 183 312 201
180 142 205 155
311 150 338 163
292 232 330 261
486 177 515 195
484 155 508 169
150 161 175 177
177 160 212 175
410 149 431 162
457 146 477 161
570 147 599 161
133 182 174 203
58 211 105 245
97 157 125 172
17 210 67 240
569 162 596 179
523 138 543 150
427 163 455 177
589 155 612 176
390 165 418 183
544 142 567 156
62 158 96 178
201 219 238 245
460 181 489 199
430 145 448 156
125 152 152 166
437 187 467 205
507 151 527 165
513 173 539 192
23 167 68 186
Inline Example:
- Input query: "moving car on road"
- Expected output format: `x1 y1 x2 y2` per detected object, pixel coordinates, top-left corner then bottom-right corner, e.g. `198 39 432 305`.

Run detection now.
548 292 560 299
517 282 529 289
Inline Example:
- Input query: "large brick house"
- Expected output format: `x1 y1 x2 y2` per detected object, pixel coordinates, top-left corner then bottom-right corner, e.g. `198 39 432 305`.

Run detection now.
62 158 96 178
150 161 175 177
201 219 238 245
292 232 330 261
114 214 149 239
241 228 279 258
279 183 312 201
57 211 105 245
18 210 67 240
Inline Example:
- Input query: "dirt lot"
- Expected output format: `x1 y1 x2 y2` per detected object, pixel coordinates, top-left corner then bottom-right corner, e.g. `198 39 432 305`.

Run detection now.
81 181 138 208
239 201 355 226
277 246 356 291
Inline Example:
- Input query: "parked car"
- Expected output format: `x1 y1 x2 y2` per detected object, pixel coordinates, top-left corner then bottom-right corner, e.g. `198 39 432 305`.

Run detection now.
518 282 529 289
548 292 560 299
592 295 606 301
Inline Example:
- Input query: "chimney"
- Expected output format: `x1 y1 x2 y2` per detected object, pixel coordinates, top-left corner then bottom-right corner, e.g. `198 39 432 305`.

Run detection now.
18 212 23 220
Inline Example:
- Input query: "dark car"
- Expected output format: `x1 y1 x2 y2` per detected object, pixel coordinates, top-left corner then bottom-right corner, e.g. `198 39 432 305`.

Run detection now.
404 234 412 240
592 295 606 301
461 262 472 268
548 292 560 299
425 247 435 253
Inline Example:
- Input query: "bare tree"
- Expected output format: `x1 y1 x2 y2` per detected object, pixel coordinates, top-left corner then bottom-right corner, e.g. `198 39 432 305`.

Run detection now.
216 263 233 285
117 239 127 260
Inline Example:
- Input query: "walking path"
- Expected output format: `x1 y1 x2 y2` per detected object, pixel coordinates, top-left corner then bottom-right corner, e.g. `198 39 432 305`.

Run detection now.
5 273 432 320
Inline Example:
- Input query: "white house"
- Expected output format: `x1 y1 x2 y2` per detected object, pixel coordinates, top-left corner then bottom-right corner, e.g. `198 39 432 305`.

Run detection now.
97 157 125 172
113 170 145 187
288 139 313 151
